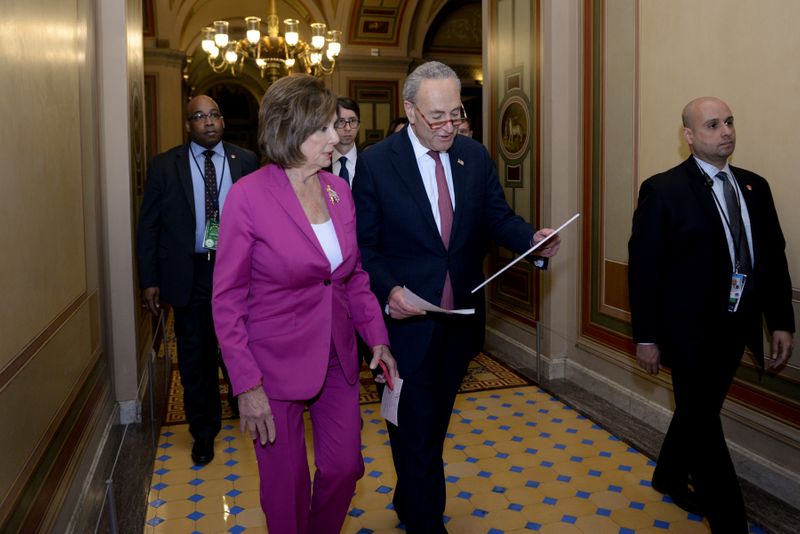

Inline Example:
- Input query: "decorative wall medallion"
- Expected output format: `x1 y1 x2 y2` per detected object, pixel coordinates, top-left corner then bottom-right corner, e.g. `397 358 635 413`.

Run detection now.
497 93 530 163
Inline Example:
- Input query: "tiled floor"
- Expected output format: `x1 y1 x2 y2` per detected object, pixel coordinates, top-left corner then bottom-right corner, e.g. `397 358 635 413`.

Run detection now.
144 385 766 533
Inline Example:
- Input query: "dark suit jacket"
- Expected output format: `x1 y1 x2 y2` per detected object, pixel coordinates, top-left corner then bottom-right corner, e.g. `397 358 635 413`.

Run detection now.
137 141 259 307
628 156 794 367
353 130 536 374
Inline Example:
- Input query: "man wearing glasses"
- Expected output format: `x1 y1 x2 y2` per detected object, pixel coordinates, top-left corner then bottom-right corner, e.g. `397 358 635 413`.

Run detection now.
332 97 361 187
137 95 258 466
353 61 561 533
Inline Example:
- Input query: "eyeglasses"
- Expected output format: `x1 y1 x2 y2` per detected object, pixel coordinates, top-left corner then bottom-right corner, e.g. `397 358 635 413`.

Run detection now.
334 118 360 129
188 111 223 122
413 104 467 131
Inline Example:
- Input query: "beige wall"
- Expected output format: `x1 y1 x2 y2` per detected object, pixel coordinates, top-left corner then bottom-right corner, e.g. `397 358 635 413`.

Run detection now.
0 0 112 526
639 0 800 288
0 0 148 528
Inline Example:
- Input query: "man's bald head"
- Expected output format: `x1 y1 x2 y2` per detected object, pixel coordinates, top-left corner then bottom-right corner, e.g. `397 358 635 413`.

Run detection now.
682 96 728 129
681 97 735 168
185 95 225 149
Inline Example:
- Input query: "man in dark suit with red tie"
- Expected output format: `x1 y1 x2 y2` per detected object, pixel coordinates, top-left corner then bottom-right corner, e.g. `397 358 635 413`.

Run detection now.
628 97 794 533
353 61 561 533
137 95 258 465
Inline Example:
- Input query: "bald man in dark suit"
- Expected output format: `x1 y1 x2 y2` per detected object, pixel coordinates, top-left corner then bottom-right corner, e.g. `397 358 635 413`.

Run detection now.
628 96 794 533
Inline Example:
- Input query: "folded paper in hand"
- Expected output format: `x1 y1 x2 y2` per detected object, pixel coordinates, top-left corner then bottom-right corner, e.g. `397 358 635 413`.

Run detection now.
380 377 403 425
403 287 475 315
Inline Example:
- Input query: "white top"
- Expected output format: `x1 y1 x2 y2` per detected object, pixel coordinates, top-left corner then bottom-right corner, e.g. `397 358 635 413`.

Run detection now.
406 125 456 235
311 218 344 272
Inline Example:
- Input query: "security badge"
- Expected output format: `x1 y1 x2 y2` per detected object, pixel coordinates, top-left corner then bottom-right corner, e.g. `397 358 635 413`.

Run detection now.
728 272 746 313
203 218 220 250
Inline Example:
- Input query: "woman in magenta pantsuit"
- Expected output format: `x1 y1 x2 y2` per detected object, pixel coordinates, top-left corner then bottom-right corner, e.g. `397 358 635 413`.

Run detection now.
212 75 398 534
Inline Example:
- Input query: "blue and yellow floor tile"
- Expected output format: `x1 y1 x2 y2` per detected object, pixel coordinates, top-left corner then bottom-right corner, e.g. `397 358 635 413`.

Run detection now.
144 386 766 533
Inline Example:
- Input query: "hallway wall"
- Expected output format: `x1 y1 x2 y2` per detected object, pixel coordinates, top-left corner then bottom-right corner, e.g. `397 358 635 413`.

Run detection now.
0 0 111 529
0 0 150 530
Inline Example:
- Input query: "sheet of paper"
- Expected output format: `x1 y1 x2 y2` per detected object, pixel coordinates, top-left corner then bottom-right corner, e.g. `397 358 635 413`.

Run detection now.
380 377 403 426
472 213 580 293
403 287 475 315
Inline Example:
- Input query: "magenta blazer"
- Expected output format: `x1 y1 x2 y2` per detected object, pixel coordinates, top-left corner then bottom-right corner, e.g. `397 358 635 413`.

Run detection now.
212 164 389 400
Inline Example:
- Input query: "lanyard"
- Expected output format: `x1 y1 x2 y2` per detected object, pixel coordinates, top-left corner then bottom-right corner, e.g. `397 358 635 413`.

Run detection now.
700 165 748 273
190 147 227 213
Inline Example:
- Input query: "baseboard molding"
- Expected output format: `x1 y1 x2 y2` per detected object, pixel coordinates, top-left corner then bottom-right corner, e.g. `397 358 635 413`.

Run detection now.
63 403 120 533
484 327 800 510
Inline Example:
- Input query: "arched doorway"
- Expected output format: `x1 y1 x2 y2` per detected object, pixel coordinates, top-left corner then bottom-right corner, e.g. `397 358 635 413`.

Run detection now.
422 0 483 140
206 84 260 157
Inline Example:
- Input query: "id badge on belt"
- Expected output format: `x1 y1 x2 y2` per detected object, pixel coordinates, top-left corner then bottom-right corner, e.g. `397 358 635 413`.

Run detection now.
728 272 747 312
203 219 220 250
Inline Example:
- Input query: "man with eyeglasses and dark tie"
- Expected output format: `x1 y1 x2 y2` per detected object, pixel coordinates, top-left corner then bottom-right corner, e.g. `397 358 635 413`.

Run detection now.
137 95 258 466
353 61 561 533
628 97 793 533
331 97 361 188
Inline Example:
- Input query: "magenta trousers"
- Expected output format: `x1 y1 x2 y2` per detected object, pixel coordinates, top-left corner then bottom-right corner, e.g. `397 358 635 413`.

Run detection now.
253 351 364 534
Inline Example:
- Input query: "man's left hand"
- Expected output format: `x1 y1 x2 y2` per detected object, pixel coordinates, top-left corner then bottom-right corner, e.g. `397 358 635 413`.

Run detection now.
533 229 561 257
767 330 794 371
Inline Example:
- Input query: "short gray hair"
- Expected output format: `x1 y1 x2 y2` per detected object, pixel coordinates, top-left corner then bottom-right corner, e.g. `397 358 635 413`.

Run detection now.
403 61 460 102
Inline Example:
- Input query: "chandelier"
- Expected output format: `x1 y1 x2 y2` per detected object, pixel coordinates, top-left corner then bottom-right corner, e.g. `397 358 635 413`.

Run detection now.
199 0 341 80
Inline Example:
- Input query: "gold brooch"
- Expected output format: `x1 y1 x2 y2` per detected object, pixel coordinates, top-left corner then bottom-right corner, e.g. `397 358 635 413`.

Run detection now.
326 184 340 204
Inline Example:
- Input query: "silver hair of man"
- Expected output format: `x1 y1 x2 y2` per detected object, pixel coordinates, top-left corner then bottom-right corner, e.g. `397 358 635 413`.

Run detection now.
403 61 461 103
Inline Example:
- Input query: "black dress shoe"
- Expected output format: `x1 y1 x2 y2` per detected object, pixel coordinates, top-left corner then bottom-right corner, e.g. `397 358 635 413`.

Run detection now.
652 476 704 516
191 437 215 466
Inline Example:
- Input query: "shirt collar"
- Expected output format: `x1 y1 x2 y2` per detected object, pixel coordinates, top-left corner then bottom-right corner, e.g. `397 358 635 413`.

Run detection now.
334 144 357 162
190 141 223 158
693 156 732 179
406 123 444 162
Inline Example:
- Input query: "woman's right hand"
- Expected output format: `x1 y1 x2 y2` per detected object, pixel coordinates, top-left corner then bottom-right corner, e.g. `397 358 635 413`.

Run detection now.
238 384 276 445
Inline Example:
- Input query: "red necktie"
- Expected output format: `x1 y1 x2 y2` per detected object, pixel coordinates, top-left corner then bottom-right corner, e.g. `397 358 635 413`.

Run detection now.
428 150 454 309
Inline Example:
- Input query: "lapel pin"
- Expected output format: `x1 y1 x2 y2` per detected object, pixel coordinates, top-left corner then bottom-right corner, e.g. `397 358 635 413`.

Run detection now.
326 184 341 204
457 158 464 166
746 184 752 191
230 154 237 159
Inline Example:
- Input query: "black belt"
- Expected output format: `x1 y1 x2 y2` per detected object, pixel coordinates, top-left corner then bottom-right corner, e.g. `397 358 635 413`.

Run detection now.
194 251 216 261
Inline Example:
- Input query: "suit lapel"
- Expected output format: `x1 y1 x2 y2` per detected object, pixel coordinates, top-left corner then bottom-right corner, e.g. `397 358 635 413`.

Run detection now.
391 133 445 246
263 165 327 259
177 143 196 220
224 142 244 182
447 142 467 244
731 166 759 258
684 158 732 267
320 174 351 275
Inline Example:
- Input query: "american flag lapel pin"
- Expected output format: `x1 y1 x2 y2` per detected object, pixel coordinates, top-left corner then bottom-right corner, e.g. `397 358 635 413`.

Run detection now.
457 158 464 166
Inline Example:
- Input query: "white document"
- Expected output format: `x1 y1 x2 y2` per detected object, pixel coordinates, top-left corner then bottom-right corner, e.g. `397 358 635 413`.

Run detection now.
380 377 403 426
403 287 475 315
472 213 581 293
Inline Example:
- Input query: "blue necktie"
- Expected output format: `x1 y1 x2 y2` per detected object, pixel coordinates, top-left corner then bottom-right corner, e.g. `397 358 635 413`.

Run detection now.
338 156 350 186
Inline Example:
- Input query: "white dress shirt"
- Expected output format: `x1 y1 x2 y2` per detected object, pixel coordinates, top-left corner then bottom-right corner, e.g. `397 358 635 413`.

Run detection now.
333 145 358 187
405 125 456 235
